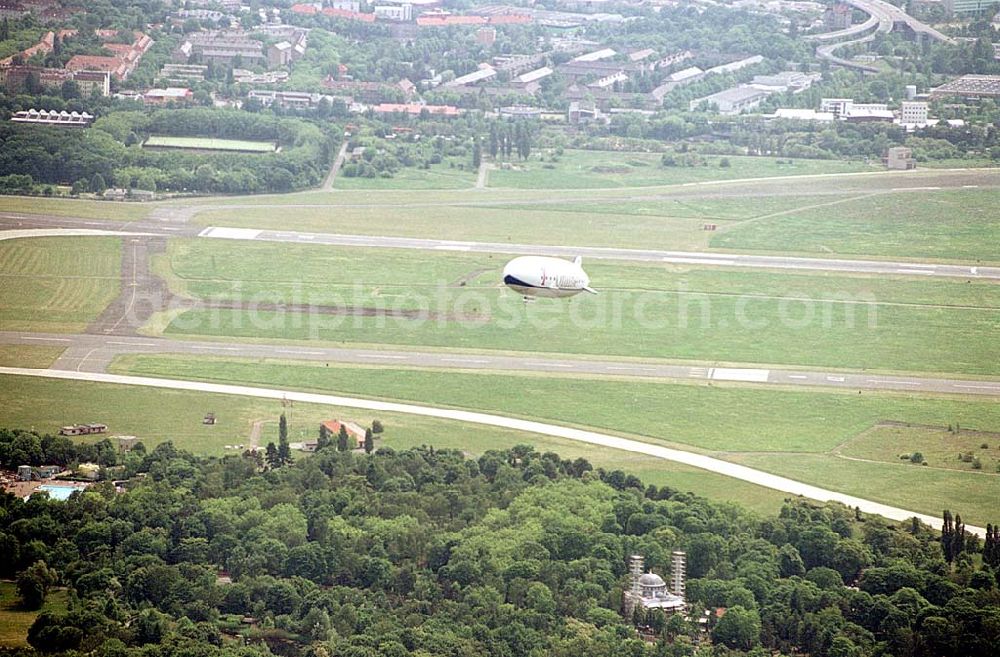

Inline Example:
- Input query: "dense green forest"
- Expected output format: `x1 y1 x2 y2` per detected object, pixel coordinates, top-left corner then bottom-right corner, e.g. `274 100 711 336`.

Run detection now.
1 427 998 657
0 108 337 194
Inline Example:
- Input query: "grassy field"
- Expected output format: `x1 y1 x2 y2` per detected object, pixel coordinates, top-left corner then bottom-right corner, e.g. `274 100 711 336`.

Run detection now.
712 188 1000 261
155 242 999 375
333 160 477 190
192 186 998 262
729 453 998 527
0 581 69 647
0 345 63 368
143 135 277 153
106 356 1000 524
488 151 874 189
0 374 789 515
0 196 152 221
0 237 120 333
836 424 1000 473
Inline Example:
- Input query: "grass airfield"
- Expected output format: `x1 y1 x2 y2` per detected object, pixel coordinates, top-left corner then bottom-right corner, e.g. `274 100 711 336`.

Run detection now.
1 151 998 524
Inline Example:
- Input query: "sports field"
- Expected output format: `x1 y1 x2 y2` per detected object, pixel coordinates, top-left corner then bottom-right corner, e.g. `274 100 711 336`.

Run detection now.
0 237 120 333
105 355 1000 525
143 135 278 153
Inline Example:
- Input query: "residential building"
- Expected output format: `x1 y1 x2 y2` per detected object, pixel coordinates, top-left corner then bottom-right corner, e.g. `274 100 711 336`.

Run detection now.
180 32 266 68
773 108 835 122
704 55 764 75
443 66 496 87
899 100 929 125
930 74 1000 100
374 3 413 21
884 146 915 170
372 102 461 117
690 86 771 114
144 87 193 104
320 419 368 449
159 63 208 83
823 2 853 30
941 0 1000 13
750 71 820 93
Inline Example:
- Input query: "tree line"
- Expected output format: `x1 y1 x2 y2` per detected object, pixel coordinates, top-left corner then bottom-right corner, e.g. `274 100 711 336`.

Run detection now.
1 425 998 657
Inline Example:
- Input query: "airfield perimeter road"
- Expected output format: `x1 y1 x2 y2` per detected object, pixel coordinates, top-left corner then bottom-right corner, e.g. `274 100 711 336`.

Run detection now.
0 366 987 538
2 215 999 281
2 331 998 397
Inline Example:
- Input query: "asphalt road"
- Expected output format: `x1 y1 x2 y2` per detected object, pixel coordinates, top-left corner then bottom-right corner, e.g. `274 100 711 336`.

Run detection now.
0 366 985 537
2 214 997 280
4 331 997 397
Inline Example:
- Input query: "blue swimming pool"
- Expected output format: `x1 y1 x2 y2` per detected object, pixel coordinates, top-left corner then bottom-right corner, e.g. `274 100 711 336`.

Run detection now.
34 484 80 501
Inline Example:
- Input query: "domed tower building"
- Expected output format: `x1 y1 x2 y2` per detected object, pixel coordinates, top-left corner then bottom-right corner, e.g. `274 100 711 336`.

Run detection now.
622 553 687 618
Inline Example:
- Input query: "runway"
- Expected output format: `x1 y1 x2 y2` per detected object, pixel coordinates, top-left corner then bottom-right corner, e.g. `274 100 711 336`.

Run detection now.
2 214 997 281
0 365 985 538
3 331 997 397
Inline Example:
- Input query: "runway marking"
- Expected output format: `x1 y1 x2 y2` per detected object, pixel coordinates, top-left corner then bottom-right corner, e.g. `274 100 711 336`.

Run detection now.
275 349 325 355
605 366 635 371
362 354 407 359
662 257 737 266
442 358 489 364
787 374 808 379
108 341 156 346
826 375 846 382
711 368 769 382
199 227 262 240
434 245 472 251
895 268 935 275
867 379 921 386
952 384 1000 391
527 362 573 368
191 345 239 351
22 336 71 342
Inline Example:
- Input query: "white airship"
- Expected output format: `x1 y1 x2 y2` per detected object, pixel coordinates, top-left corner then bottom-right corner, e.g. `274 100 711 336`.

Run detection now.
502 255 597 299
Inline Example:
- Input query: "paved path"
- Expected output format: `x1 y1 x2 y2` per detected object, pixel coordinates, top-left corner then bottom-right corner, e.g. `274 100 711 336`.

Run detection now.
475 160 489 189
322 142 350 191
0 366 984 537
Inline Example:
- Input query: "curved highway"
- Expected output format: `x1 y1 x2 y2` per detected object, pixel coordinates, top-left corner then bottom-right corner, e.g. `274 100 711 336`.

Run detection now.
0 366 985 538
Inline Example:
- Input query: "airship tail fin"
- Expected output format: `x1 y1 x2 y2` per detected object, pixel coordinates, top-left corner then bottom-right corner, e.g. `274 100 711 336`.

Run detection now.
573 255 582 267
583 286 598 295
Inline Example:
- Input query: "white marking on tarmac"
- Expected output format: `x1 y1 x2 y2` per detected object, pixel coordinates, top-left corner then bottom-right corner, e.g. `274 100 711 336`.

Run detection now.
711 368 770 382
826 375 846 382
275 349 325 355
362 354 407 359
191 345 239 351
442 358 489 364
108 341 156 346
22 336 71 342
527 362 573 368
200 227 262 240
895 268 935 275
953 384 1000 391
787 375 808 379
663 257 737 266
435 245 471 251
